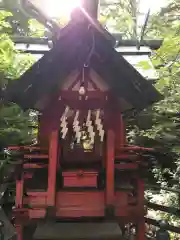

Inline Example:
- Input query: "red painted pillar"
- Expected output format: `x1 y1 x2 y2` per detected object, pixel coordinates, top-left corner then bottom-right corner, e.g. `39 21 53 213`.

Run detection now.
15 225 23 240
47 130 59 206
115 112 126 150
15 162 24 240
105 129 115 207
16 177 24 208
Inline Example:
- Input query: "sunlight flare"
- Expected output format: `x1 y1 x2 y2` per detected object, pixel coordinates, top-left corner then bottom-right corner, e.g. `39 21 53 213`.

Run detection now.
40 0 81 17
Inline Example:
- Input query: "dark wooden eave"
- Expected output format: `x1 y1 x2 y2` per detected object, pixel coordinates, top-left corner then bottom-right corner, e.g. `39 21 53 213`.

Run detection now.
11 36 163 51
91 30 163 111
12 36 162 56
3 20 163 112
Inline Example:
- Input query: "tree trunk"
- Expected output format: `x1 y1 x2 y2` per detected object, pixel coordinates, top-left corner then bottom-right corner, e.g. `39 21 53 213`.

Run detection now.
81 0 99 19
130 0 137 39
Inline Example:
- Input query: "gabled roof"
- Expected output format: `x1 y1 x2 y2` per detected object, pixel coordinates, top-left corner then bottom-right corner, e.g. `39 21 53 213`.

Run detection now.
13 39 159 81
3 19 163 113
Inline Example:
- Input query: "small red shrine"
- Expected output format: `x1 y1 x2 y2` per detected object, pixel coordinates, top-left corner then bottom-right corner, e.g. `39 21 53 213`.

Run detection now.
3 0 162 239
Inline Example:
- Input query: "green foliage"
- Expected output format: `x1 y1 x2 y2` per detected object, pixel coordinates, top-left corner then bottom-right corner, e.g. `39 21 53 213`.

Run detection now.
28 19 45 37
0 0 46 37
145 29 180 153
124 0 180 229
0 12 36 150
0 105 32 147
101 0 140 38
0 11 12 34
121 0 180 185
146 190 180 238
136 60 152 70
133 32 180 185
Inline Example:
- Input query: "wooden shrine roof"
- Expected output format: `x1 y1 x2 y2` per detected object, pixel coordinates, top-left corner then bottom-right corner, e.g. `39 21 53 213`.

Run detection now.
13 38 160 81
2 19 163 113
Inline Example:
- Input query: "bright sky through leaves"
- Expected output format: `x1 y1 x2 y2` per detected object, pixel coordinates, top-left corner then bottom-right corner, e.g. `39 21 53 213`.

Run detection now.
31 0 168 18
43 0 81 17
139 0 168 12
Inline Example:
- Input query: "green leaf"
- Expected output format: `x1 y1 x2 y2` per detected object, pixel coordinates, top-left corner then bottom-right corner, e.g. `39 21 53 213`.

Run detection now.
136 60 152 70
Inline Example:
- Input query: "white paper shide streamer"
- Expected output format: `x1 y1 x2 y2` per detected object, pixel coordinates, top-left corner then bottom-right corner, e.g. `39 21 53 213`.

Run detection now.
60 107 105 144
73 110 81 143
95 109 104 142
86 110 95 144
60 106 69 139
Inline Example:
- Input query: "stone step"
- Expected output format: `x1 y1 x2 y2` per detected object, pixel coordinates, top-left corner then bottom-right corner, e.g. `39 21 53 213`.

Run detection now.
34 222 122 240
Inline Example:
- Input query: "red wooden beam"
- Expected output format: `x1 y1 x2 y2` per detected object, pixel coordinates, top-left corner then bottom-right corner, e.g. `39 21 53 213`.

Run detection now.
8 146 47 151
16 178 24 209
47 130 58 206
23 163 48 169
59 99 107 110
120 146 154 152
105 129 115 206
59 90 108 100
23 154 48 159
